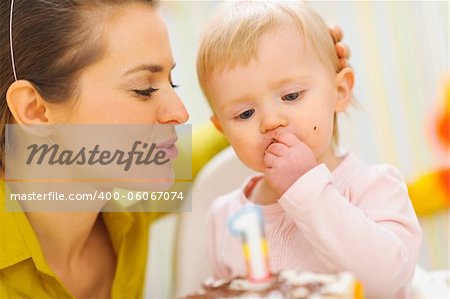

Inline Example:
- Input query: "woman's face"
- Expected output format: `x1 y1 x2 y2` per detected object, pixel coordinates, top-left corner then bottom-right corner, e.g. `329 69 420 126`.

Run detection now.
51 4 189 125
40 4 190 193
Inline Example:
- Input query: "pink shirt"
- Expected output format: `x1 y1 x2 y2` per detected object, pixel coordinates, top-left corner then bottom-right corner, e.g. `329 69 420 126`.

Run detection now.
206 153 422 299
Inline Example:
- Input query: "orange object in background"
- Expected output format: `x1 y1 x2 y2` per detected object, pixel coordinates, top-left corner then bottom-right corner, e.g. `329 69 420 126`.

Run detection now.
408 78 450 216
435 81 450 150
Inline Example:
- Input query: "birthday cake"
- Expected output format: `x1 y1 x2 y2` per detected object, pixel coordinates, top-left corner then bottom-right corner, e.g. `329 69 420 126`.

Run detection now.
183 270 364 299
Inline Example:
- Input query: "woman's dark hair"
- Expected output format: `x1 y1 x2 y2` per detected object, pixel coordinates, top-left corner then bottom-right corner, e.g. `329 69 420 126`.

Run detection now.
0 0 157 170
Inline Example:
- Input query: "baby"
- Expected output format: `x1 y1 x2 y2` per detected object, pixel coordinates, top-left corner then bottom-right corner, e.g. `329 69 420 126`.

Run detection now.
196 2 422 299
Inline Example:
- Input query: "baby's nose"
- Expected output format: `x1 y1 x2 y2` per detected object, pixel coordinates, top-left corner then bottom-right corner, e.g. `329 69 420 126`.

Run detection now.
260 113 288 134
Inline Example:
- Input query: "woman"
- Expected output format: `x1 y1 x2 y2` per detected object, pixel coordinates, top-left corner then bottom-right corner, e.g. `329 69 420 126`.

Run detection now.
0 1 349 298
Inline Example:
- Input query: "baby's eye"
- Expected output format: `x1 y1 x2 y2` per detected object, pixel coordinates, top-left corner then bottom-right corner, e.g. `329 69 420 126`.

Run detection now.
281 92 300 101
238 109 255 120
133 87 159 98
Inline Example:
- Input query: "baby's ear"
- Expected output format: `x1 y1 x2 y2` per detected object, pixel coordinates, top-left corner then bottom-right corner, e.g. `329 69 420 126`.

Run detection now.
210 114 224 133
334 66 354 112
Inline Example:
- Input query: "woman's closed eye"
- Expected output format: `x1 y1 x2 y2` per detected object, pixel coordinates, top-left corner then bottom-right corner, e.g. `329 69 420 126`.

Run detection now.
236 109 255 120
133 87 159 98
281 91 304 102
132 82 178 99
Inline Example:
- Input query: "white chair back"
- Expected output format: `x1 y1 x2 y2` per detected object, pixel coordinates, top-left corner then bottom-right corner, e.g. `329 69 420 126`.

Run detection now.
174 146 256 297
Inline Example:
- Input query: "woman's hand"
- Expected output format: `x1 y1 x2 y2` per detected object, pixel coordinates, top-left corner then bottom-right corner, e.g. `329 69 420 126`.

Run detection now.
264 133 317 196
329 24 351 70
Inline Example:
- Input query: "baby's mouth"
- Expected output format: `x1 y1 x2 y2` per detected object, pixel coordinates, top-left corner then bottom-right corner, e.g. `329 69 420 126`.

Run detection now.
265 138 278 153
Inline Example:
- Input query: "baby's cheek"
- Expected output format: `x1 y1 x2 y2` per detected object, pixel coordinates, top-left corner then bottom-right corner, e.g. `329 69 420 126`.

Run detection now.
231 139 265 172
295 123 319 144
301 121 333 151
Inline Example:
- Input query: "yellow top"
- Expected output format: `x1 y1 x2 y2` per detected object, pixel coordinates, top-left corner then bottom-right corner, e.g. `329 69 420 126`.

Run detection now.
0 181 163 299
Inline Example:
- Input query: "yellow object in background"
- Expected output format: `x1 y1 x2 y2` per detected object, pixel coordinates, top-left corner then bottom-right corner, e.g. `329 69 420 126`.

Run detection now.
409 169 450 216
191 122 229 178
172 122 229 183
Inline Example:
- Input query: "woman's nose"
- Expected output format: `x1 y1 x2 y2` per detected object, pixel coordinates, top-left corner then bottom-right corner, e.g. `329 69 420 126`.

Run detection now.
157 90 189 124
260 110 288 133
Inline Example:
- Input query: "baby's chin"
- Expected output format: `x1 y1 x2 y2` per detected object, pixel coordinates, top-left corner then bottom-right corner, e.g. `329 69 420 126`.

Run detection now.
242 160 265 174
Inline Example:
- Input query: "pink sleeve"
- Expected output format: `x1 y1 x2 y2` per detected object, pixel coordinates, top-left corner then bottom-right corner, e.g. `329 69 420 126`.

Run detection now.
206 198 232 279
278 164 422 298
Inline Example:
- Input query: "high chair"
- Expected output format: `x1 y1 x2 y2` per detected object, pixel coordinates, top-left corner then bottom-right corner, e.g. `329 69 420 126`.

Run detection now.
173 146 256 298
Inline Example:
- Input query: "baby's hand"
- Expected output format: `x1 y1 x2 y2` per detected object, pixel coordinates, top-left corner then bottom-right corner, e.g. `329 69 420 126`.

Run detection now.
264 133 317 196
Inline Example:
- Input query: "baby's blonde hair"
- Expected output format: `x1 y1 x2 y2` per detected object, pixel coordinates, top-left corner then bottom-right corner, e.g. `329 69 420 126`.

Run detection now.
197 1 342 144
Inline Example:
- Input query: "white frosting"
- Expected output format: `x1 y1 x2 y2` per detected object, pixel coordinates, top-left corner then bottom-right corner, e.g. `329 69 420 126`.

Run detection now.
266 290 285 299
282 271 335 286
290 286 310 298
321 272 355 295
212 279 228 288
229 279 271 292
279 270 355 298
203 277 227 288
239 291 283 299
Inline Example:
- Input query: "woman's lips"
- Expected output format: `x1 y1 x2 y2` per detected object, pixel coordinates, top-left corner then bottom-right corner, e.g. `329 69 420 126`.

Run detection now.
155 137 178 159
156 136 178 148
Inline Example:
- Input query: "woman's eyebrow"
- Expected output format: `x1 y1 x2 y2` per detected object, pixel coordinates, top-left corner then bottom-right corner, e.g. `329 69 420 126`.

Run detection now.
123 63 176 76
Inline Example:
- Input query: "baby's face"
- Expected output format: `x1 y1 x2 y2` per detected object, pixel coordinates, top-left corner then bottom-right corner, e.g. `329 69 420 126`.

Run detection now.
208 25 344 172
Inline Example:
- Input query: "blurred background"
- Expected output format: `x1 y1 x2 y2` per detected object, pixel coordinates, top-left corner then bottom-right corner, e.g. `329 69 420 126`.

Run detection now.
147 1 449 298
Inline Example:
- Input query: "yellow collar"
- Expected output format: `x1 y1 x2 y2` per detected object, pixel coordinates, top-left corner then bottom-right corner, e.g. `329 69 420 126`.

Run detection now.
0 182 133 275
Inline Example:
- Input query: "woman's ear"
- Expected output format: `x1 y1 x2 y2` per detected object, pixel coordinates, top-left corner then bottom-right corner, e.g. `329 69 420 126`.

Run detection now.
6 80 56 136
210 114 224 133
334 66 355 112
6 80 49 125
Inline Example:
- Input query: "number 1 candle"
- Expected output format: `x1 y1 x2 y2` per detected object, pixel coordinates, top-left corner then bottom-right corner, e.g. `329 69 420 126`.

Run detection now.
228 205 271 282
